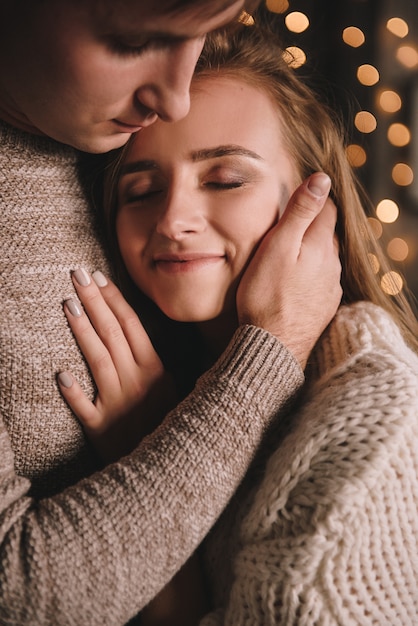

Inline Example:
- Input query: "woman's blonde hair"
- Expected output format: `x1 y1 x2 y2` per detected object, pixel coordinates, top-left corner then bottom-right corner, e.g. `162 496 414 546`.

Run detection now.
103 24 418 352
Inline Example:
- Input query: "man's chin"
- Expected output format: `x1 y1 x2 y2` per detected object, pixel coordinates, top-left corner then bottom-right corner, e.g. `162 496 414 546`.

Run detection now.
70 131 133 154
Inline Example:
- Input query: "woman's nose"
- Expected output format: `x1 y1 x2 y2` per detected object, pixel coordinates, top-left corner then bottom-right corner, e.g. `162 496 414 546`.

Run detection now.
155 192 206 241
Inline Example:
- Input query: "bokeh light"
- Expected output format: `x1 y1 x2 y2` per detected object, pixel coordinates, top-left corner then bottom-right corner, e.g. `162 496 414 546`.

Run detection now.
387 237 409 262
387 123 411 147
343 26 365 48
266 0 289 13
357 64 380 86
381 271 404 295
396 45 418 68
367 217 383 239
368 253 380 274
392 163 414 186
354 111 377 134
386 17 409 38
283 46 307 68
376 199 399 223
378 90 402 113
285 12 310 33
346 144 367 167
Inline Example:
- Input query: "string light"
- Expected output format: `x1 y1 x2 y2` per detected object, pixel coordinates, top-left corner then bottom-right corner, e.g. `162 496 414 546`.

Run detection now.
386 17 409 38
367 217 383 239
354 111 377 134
392 163 414 186
396 45 418 68
378 90 402 113
387 123 411 147
285 11 309 33
381 271 404 295
376 199 400 223
346 144 367 167
343 26 365 48
283 46 306 68
387 237 409 261
263 1 417 297
266 0 289 13
357 64 379 86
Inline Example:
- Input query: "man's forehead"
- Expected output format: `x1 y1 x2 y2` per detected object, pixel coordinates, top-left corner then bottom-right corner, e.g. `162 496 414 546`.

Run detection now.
91 0 245 23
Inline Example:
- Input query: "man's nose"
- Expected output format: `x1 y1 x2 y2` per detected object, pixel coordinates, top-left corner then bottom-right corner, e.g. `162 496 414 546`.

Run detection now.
135 37 205 123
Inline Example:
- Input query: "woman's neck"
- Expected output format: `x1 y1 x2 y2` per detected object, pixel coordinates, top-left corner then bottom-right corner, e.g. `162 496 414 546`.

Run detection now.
196 310 239 365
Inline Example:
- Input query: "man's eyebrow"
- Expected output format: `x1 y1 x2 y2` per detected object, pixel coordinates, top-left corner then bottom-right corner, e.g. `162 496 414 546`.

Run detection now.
190 145 263 162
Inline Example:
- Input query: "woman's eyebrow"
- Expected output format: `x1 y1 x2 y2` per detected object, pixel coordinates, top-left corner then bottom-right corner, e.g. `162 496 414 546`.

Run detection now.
190 145 263 162
119 145 263 178
119 160 158 177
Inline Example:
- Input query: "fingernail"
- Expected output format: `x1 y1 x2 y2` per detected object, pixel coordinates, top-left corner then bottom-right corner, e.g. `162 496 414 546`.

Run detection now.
58 371 73 388
92 270 108 288
64 298 82 318
73 268 91 287
307 173 331 198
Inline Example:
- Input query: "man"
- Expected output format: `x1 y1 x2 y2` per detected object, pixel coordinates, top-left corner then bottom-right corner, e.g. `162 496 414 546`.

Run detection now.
0 1 341 623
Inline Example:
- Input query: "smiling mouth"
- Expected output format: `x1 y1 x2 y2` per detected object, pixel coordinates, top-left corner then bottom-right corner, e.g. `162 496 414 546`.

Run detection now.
154 255 225 274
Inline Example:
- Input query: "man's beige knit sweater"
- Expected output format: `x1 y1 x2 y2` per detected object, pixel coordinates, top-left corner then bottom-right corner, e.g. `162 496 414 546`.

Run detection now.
0 122 304 625
202 302 418 625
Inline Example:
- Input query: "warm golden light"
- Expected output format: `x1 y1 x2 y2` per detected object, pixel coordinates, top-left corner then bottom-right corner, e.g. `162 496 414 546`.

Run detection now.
376 199 399 223
381 271 403 295
386 17 409 38
285 11 310 33
378 90 402 113
342 26 365 48
357 64 379 86
392 163 414 186
239 11 255 25
368 253 380 274
387 123 411 147
354 111 377 133
266 0 289 13
283 46 307 69
387 238 409 262
346 144 367 167
367 217 383 239
396 45 418 68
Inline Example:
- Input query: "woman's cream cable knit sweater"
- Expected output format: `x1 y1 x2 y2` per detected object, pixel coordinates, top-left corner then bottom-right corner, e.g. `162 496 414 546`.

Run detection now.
202 302 418 626
0 121 304 625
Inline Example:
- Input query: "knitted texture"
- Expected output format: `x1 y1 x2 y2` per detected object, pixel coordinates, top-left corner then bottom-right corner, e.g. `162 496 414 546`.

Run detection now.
0 122 305 625
202 302 418 626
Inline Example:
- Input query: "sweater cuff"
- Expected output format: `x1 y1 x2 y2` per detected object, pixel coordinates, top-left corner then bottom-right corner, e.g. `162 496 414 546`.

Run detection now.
199 325 304 411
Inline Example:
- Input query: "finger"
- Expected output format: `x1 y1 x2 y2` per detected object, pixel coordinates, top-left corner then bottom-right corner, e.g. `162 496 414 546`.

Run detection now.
71 269 142 377
303 196 338 250
63 298 122 391
91 271 161 369
57 370 102 431
278 172 332 252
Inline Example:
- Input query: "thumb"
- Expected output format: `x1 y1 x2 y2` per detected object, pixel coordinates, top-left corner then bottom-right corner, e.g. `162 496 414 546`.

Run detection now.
279 172 332 243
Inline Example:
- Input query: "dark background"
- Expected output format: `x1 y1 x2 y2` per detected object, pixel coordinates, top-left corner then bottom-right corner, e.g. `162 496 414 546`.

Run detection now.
255 0 418 303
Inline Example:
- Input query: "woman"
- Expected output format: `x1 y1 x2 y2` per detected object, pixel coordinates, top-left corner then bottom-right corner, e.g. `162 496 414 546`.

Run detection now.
59 25 418 624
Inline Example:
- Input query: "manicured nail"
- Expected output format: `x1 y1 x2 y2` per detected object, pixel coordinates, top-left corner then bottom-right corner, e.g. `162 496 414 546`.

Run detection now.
64 298 82 318
73 268 91 287
307 173 331 198
58 371 73 389
92 270 108 288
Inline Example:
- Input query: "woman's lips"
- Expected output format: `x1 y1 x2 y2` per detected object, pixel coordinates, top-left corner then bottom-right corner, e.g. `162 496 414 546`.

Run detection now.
153 254 225 274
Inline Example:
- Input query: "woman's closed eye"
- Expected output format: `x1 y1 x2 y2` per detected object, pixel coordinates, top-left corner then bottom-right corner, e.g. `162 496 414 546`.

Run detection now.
204 180 246 190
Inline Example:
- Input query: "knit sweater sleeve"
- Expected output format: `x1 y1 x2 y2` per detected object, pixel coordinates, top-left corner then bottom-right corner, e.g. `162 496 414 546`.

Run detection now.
0 325 303 626
201 303 418 626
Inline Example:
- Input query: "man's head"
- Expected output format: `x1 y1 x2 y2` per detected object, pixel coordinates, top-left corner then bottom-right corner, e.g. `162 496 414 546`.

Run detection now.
0 0 249 152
